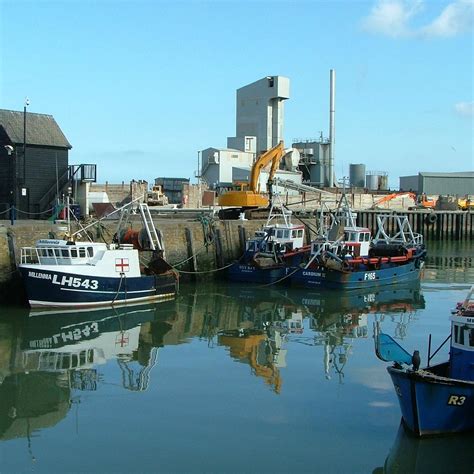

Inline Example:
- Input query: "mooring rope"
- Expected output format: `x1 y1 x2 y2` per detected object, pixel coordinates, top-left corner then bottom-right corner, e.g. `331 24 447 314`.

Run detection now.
170 261 236 275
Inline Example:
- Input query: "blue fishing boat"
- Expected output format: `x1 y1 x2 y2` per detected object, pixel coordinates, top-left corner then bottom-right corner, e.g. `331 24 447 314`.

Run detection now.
290 196 426 289
227 196 310 284
375 286 474 436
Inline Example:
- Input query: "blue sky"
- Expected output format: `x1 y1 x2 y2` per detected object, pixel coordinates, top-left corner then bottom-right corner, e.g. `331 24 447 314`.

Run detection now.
1 0 472 188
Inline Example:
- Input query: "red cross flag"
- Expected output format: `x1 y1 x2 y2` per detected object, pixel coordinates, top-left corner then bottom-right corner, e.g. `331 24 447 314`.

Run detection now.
115 258 130 273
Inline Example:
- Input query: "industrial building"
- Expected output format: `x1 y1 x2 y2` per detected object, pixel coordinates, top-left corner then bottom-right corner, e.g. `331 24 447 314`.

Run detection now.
399 172 474 195
0 109 72 216
200 75 302 194
228 76 289 155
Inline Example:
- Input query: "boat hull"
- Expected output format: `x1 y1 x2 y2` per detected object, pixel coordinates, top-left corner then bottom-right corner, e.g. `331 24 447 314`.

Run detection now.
388 364 474 436
19 267 177 308
290 260 421 290
227 262 289 284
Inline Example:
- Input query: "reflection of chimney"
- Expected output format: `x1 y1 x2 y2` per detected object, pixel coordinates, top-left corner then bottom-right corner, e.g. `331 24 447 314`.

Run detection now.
329 69 335 187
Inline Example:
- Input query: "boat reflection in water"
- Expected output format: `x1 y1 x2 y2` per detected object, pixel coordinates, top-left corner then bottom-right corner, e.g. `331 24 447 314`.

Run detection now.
373 423 474 474
0 281 425 443
0 299 177 442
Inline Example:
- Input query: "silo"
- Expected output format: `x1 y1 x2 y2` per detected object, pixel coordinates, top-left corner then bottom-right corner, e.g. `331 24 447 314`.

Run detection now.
379 173 389 190
366 174 379 190
349 164 366 188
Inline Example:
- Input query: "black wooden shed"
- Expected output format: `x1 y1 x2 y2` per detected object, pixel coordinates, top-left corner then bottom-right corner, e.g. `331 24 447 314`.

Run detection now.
0 109 72 217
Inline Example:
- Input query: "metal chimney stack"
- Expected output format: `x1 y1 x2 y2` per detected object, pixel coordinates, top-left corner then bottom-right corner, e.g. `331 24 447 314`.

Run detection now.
328 69 335 187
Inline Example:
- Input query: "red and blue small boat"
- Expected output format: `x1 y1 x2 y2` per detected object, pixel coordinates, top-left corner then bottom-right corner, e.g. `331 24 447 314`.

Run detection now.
290 196 426 290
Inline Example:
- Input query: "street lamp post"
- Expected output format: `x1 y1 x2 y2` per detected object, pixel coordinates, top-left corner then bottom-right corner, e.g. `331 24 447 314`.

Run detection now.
22 97 29 189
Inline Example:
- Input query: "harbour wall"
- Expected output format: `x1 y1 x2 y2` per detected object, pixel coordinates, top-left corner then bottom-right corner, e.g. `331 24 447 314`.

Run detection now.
0 209 472 303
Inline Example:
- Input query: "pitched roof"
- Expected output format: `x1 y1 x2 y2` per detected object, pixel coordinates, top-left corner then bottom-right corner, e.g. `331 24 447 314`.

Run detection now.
0 109 72 149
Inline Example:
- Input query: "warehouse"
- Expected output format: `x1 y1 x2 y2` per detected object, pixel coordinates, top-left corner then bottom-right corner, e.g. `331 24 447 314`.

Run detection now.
399 172 474 195
0 109 72 216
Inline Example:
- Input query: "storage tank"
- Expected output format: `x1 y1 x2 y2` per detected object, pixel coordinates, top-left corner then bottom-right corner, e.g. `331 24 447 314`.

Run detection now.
349 164 366 188
366 174 379 190
379 173 389 190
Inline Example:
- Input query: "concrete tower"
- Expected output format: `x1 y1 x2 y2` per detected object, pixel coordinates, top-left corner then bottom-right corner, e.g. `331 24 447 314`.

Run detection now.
227 76 290 155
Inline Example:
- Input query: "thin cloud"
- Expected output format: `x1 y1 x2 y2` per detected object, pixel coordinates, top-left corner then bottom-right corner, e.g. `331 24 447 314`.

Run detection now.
421 0 474 37
362 0 473 38
362 0 423 37
455 101 474 117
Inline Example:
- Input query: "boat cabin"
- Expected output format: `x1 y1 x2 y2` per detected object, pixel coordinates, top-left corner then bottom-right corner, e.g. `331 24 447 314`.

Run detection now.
246 224 305 254
450 294 474 381
21 239 109 266
310 227 371 259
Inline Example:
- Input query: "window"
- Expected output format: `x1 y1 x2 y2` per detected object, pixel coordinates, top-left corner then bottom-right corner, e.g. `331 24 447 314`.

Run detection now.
71 248 78 258
359 233 364 242
61 249 69 257
284 230 290 239
365 233 370 242
79 248 86 258
87 247 93 257
297 230 303 238
350 233 356 241
277 230 283 239
470 329 474 347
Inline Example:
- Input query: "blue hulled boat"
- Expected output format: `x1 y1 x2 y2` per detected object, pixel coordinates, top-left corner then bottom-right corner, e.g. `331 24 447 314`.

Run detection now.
19 239 177 308
290 196 426 290
227 197 310 284
375 286 474 437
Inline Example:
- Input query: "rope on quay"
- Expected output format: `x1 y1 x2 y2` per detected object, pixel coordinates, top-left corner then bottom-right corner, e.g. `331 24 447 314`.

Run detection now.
0 207 12 216
16 207 55 216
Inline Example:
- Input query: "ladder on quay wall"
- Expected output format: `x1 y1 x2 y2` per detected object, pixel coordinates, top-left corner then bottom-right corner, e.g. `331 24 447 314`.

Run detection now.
139 203 162 252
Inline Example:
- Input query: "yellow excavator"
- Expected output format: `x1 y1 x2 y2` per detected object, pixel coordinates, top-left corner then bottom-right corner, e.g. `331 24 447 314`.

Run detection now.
217 141 285 219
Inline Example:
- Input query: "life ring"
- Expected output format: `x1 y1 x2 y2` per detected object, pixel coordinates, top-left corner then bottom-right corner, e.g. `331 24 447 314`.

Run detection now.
425 213 437 225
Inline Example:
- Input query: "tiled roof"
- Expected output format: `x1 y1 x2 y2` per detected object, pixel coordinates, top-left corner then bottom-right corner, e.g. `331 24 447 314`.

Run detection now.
0 109 72 149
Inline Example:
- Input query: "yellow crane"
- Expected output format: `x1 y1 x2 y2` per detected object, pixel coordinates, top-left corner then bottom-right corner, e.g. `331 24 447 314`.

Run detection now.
217 141 285 218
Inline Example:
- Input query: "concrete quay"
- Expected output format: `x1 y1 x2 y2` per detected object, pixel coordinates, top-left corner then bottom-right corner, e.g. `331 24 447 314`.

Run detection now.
0 208 472 303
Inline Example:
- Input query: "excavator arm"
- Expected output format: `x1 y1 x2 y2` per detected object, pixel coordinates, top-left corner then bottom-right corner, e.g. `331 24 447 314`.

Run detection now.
217 141 285 214
249 141 285 193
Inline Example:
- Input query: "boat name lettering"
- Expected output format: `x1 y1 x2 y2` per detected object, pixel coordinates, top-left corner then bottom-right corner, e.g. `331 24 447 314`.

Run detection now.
364 272 376 281
28 271 52 280
52 323 99 344
51 274 99 290
447 395 466 406
302 271 322 277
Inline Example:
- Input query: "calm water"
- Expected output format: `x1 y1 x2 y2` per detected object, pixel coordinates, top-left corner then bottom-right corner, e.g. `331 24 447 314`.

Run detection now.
0 242 472 474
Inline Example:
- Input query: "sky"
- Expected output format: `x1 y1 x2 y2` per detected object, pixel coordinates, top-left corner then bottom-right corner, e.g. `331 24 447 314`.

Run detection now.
0 0 472 188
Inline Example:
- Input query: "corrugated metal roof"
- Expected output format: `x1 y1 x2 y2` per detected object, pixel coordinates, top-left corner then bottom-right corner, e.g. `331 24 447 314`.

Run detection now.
419 171 474 178
0 109 72 149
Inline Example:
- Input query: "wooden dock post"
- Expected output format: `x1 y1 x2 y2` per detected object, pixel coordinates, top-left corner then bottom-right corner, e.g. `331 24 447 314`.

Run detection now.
185 227 198 279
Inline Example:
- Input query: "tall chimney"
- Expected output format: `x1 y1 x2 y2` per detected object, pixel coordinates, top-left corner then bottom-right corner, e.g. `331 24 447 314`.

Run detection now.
329 69 335 187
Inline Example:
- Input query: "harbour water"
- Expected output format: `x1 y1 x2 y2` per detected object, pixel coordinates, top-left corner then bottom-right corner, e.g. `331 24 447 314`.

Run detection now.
0 241 472 473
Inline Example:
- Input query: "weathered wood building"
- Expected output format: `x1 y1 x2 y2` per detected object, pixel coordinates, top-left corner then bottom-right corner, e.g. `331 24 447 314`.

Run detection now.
0 109 72 216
